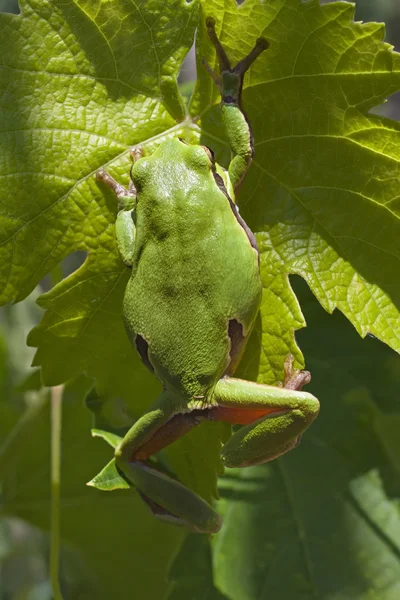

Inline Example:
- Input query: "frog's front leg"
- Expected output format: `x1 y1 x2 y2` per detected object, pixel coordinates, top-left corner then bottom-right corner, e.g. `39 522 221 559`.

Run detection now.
96 147 143 266
114 391 223 534
212 359 319 467
204 18 268 189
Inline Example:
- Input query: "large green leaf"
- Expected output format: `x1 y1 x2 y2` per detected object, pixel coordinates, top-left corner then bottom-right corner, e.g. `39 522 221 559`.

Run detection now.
1 0 400 532
2 1 400 597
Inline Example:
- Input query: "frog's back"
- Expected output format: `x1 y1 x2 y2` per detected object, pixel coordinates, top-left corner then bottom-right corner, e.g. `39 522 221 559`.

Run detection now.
124 139 261 399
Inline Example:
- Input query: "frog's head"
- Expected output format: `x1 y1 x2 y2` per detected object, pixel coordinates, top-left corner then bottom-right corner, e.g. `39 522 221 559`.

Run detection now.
131 138 215 193
154 137 215 175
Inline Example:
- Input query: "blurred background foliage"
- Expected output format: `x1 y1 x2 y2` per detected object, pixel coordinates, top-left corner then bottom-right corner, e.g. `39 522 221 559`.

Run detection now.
1 0 400 598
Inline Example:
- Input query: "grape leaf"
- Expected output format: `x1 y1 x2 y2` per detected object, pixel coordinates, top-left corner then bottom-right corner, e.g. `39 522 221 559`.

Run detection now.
1 0 400 515
194 0 400 383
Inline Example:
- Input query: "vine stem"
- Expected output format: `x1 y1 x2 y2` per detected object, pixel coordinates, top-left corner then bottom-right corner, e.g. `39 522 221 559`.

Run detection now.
50 385 64 600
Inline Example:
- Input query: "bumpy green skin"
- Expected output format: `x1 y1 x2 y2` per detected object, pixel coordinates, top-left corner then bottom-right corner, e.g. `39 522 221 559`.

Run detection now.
124 139 261 400
95 23 320 533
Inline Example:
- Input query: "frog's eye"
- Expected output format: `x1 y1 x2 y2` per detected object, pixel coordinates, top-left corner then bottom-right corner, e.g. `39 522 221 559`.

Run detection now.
201 145 215 163
185 144 213 171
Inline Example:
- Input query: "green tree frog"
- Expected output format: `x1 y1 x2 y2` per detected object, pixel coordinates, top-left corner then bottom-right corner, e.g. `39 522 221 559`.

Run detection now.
96 19 319 534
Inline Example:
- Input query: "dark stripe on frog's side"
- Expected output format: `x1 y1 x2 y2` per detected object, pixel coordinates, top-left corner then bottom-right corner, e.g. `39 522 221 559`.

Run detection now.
135 333 154 374
212 171 259 261
226 318 246 376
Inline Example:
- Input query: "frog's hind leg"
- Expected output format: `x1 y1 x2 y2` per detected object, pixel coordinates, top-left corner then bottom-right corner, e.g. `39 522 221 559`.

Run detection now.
114 391 222 533
211 358 319 467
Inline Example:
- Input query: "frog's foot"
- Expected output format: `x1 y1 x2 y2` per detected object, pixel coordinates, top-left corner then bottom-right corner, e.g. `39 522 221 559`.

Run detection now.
96 166 137 264
96 168 136 206
203 17 268 102
130 145 145 163
283 354 311 391
211 375 319 467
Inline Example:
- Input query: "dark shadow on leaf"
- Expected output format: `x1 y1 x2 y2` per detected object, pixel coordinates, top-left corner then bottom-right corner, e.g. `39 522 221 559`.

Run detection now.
214 277 400 599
